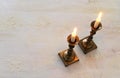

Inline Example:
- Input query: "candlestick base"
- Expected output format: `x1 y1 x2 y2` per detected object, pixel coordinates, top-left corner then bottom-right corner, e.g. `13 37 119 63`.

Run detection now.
78 36 97 54
58 50 79 67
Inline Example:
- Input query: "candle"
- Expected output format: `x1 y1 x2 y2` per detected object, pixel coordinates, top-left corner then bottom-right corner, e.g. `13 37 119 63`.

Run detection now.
94 12 102 28
71 27 77 42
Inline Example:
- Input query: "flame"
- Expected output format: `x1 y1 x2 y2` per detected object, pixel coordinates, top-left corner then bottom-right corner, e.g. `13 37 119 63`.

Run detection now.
72 27 77 37
96 12 102 22
94 12 103 28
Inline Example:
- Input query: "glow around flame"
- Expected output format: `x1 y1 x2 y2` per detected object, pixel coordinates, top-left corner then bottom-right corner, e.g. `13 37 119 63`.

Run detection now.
72 27 77 37
96 12 102 22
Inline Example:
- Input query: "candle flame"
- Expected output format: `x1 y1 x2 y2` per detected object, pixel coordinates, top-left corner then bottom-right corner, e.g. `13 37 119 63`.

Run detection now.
94 12 103 28
72 27 77 37
96 12 102 22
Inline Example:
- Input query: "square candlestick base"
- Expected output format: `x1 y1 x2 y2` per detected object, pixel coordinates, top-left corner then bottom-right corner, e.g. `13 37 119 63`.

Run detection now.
78 36 97 54
58 50 79 67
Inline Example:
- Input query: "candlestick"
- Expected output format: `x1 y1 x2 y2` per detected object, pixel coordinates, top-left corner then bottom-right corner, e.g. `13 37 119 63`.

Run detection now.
78 12 103 54
58 28 79 67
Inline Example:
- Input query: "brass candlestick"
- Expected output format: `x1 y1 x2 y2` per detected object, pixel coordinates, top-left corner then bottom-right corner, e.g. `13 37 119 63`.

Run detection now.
78 20 102 54
58 34 79 67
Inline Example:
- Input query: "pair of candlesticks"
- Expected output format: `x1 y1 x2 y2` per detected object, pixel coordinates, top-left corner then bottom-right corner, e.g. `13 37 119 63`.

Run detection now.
58 12 103 67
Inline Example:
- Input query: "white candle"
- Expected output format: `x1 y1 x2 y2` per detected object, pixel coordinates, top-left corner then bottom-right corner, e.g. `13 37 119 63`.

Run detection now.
94 12 102 28
71 27 77 42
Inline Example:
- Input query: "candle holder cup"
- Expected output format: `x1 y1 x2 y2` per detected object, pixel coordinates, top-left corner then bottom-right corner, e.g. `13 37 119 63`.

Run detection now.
58 34 79 67
78 21 102 54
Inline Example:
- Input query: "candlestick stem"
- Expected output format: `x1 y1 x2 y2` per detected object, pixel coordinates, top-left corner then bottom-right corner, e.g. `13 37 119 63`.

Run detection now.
68 45 74 56
86 29 96 47
64 45 75 62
